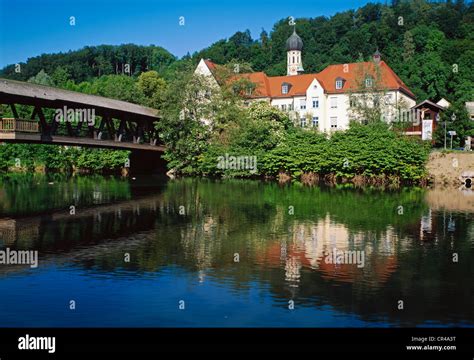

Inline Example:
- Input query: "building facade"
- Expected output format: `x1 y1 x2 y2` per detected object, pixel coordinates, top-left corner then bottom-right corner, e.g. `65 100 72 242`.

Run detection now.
195 29 417 133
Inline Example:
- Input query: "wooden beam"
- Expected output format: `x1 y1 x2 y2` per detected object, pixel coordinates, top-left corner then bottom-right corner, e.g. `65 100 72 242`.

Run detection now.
49 113 59 135
76 119 84 136
9 104 19 118
66 121 75 137
36 106 52 141
30 106 37 120
104 116 115 140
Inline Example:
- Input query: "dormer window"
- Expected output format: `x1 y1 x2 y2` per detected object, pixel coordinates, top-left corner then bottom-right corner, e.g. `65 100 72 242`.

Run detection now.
365 77 373 88
282 82 291 95
335 79 343 90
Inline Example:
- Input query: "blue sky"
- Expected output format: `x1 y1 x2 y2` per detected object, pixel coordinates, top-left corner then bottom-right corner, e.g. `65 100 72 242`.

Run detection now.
0 0 380 67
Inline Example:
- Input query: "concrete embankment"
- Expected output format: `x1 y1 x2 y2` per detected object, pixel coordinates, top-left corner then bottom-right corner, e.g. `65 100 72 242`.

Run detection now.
427 152 474 187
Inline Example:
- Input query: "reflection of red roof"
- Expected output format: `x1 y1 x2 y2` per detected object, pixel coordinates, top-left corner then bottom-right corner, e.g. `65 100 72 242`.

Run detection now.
317 255 398 285
254 242 313 268
203 59 415 100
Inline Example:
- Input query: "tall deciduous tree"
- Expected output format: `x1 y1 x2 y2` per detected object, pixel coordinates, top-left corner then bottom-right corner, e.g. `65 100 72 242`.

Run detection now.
136 71 167 109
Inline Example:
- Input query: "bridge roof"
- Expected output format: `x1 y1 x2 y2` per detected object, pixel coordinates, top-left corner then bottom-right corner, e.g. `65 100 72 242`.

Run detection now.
0 78 159 120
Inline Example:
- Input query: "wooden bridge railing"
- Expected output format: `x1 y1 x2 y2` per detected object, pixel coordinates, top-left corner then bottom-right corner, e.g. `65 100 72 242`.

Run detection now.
0 118 39 133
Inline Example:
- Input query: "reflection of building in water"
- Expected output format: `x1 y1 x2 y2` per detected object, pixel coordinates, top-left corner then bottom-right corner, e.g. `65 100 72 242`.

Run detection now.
180 215 223 272
285 256 301 285
0 219 39 247
257 214 399 287
419 209 437 242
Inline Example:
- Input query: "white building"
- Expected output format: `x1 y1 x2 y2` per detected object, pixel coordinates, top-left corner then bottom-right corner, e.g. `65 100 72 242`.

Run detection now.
195 29 417 133
466 101 474 121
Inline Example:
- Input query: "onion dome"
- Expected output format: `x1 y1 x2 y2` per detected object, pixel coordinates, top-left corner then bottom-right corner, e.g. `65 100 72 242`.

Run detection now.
286 29 303 51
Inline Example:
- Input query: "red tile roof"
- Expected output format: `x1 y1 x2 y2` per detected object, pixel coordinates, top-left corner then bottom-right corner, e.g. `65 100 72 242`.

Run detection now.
317 61 415 98
204 59 217 73
203 59 415 99
231 72 271 98
267 74 323 98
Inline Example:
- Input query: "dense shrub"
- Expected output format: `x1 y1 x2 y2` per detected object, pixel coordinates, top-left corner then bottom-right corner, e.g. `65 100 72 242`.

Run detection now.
0 144 129 174
202 120 431 183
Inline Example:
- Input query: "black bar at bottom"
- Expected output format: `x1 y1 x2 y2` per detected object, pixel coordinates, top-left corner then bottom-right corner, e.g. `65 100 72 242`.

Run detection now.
0 328 472 356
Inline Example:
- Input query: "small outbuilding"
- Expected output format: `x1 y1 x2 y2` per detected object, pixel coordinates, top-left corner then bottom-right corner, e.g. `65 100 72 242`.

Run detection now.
406 99 449 140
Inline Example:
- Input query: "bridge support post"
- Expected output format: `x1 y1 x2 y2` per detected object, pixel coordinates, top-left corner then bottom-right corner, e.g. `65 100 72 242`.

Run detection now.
36 106 52 142
129 150 167 176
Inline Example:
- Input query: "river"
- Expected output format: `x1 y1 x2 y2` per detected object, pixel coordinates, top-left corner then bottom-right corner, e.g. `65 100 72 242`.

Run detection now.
0 174 473 327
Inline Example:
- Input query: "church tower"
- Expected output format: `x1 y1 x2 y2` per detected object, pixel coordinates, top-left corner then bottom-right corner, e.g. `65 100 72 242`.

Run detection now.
286 28 304 76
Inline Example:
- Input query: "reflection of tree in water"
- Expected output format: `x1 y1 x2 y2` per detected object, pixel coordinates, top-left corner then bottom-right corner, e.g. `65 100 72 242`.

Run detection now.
0 173 131 217
158 180 473 325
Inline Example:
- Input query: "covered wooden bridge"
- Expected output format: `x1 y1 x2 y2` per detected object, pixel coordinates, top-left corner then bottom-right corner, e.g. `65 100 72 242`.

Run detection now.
0 78 165 152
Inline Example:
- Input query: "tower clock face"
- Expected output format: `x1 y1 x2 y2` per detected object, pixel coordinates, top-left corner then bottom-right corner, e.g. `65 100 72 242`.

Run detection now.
291 66 296 72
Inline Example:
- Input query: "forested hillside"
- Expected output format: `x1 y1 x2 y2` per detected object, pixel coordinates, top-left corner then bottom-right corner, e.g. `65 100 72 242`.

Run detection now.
0 44 177 83
1 0 473 104
0 0 473 176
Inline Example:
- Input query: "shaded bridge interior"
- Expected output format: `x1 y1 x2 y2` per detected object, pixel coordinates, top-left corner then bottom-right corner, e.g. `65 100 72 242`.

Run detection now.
0 78 165 152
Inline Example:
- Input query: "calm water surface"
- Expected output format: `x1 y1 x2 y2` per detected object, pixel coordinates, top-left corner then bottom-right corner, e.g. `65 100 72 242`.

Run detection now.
0 174 473 327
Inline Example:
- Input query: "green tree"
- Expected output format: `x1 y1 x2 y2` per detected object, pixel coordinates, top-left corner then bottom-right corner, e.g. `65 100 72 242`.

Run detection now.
51 66 71 87
90 75 143 103
136 71 167 109
28 69 53 86
433 102 474 148
156 68 214 175
348 60 394 124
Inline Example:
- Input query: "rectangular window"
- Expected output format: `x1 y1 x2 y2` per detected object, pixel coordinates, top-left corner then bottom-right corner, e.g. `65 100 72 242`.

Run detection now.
330 97 337 108
300 99 306 110
365 77 373 88
330 117 337 129
281 104 287 111
312 116 319 128
335 80 343 90
289 103 294 110
282 85 288 94
312 97 319 108
300 117 306 127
